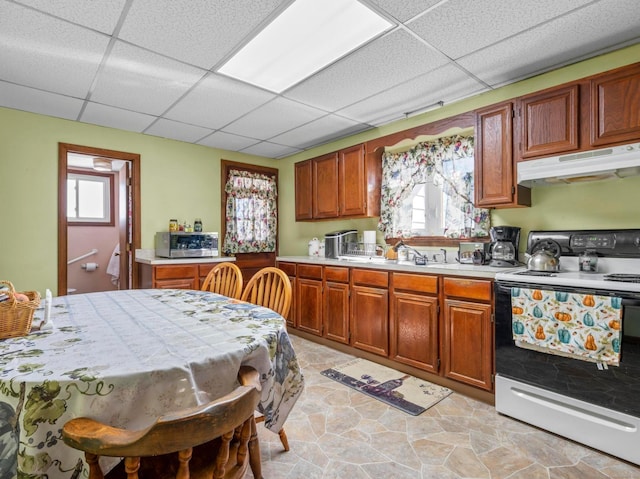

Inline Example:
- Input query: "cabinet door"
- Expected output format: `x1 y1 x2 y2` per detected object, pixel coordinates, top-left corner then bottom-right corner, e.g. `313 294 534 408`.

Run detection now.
518 84 579 159
339 144 366 217
155 278 197 290
442 299 493 391
590 63 640 146
277 262 297 328
313 153 339 218
475 102 531 208
324 281 350 344
390 291 439 373
350 285 388 356
294 160 313 221
297 278 323 336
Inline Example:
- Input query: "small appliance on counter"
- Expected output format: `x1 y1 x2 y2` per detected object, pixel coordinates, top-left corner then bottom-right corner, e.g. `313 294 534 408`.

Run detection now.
324 230 357 259
458 241 491 264
489 226 521 267
155 231 219 258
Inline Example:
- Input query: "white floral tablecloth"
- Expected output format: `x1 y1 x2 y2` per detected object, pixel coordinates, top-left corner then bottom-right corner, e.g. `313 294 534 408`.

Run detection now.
0 289 304 479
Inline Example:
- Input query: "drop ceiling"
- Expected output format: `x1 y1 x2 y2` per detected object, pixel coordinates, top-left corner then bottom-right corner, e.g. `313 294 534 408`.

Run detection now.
1 0 639 159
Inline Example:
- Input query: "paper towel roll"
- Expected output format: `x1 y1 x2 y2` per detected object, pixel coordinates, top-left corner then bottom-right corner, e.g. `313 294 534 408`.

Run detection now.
363 230 376 253
83 262 98 271
363 230 376 245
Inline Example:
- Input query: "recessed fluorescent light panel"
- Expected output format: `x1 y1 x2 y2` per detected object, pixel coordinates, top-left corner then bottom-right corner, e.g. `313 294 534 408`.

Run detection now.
218 0 393 93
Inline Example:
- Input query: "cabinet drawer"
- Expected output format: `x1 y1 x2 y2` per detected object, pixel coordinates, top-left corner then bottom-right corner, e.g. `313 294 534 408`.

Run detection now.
324 266 349 283
155 265 198 280
298 264 323 279
443 277 492 301
391 273 438 294
352 268 388 288
278 262 297 276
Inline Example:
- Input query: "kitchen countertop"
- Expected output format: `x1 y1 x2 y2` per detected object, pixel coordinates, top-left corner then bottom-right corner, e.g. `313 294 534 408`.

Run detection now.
135 249 236 266
277 256 521 279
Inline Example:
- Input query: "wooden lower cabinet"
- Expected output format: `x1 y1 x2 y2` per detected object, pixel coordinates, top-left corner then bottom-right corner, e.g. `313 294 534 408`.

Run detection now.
390 273 439 373
350 269 389 357
296 264 323 336
442 277 494 391
324 266 350 344
284 262 496 393
139 261 237 291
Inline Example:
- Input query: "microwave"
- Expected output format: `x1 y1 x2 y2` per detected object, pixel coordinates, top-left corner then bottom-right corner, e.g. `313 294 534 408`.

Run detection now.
155 232 219 258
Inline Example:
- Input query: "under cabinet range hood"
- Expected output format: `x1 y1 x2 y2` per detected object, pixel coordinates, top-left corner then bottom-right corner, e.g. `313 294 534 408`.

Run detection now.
517 142 640 186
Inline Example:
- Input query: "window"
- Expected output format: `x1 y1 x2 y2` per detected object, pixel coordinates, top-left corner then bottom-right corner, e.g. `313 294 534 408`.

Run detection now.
67 171 114 225
378 135 490 241
223 168 277 253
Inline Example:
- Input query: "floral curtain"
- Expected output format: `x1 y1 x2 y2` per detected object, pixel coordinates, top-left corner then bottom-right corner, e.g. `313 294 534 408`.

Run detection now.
377 135 490 239
224 169 277 253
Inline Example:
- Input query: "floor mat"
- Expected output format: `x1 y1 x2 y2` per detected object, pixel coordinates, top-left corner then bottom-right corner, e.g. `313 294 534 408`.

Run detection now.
321 358 452 415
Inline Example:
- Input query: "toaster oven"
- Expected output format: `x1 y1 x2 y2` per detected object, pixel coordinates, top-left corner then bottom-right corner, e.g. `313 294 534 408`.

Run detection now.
155 232 219 258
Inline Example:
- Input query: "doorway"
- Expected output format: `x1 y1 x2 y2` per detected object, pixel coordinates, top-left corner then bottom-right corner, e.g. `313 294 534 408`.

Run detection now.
58 143 141 296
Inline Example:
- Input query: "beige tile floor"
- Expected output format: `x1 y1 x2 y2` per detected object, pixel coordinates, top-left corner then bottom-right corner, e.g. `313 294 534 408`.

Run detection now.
247 335 640 479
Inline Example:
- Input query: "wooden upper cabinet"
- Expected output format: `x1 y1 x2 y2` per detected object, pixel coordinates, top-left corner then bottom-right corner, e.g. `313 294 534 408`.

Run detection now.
339 144 367 217
312 153 340 219
517 84 579 159
590 62 640 147
294 160 313 221
295 143 380 221
475 102 531 208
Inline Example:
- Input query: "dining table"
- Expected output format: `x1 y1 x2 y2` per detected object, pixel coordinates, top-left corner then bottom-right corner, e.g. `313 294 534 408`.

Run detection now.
0 288 305 479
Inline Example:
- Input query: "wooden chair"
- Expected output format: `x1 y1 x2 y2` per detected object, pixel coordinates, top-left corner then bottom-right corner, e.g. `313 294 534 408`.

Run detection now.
240 267 292 451
62 367 263 479
240 267 292 318
201 262 243 299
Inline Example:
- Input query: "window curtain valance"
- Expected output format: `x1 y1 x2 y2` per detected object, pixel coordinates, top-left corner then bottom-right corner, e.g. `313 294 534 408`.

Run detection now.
223 169 277 253
377 135 490 239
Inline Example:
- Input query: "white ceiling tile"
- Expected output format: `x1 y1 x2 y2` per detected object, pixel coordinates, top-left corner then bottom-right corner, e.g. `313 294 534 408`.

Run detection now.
285 29 449 111
118 0 288 69
0 2 109 97
224 97 327 140
458 0 640 87
240 141 302 159
409 0 595 59
80 102 156 133
14 0 127 34
144 118 213 143
270 115 370 149
197 131 261 151
365 0 441 22
0 81 84 120
338 64 487 125
90 41 205 116
164 74 276 129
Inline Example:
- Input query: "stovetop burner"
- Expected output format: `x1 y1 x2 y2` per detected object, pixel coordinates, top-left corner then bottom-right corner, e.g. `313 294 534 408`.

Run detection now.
604 273 640 283
514 270 557 277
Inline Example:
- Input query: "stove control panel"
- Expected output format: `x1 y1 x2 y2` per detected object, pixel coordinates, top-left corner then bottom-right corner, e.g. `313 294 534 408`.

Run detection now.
528 229 640 258
570 233 615 249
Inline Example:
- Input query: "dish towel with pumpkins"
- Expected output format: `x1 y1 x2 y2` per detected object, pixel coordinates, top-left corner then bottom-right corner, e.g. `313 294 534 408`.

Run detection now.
510 287 622 366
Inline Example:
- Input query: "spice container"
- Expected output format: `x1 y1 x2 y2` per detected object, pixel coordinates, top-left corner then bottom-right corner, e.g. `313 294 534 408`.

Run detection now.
579 249 598 273
169 219 178 232
194 218 202 232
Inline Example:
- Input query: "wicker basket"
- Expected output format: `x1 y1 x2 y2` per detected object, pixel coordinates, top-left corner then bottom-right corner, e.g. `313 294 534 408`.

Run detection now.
0 281 41 339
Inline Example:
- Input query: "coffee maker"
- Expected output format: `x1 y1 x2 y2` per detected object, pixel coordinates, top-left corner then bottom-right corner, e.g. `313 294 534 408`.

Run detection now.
489 226 521 267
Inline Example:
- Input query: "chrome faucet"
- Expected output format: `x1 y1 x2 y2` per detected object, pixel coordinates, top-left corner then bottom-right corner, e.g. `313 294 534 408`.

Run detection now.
440 248 447 263
395 240 426 263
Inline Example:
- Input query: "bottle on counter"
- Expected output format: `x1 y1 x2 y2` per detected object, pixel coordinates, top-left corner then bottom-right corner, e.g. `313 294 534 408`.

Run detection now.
194 218 203 232
169 219 178 232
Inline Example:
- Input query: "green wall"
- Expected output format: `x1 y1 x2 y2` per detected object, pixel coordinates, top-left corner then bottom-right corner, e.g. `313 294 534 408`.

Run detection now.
1 43 639 295
0 110 277 294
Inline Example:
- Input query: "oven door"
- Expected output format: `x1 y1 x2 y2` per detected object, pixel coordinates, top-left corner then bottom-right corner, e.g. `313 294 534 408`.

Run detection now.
495 280 640 418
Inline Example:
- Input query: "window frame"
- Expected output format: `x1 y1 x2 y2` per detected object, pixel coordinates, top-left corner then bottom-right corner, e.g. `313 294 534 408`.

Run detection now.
66 168 115 226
